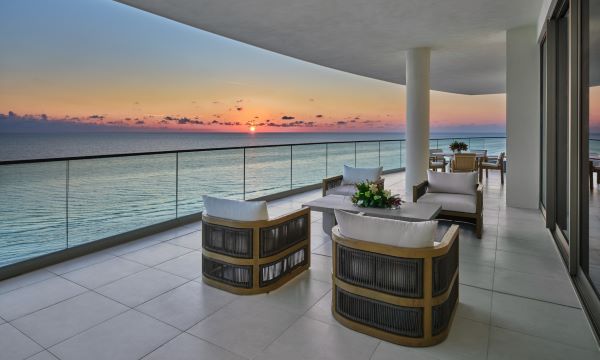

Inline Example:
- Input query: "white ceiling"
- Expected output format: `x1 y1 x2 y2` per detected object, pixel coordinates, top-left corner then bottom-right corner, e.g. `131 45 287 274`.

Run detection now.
116 0 546 95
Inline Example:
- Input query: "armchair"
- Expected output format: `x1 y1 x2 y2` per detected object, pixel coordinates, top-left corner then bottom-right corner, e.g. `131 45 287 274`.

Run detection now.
413 171 483 238
479 152 505 184
429 155 446 172
201 196 310 295
322 165 384 196
331 210 459 347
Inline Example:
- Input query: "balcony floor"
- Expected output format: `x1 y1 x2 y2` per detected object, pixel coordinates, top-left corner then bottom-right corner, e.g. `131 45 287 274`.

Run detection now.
0 171 598 360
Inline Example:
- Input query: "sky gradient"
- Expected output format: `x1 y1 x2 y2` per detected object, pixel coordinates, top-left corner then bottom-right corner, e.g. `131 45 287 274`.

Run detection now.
0 0 536 133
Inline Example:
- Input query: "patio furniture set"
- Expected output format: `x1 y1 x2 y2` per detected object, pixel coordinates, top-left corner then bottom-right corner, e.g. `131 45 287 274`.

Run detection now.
430 149 506 184
199 163 488 347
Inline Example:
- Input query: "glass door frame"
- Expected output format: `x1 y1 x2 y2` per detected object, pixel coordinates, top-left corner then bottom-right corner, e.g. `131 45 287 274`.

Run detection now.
541 0 600 337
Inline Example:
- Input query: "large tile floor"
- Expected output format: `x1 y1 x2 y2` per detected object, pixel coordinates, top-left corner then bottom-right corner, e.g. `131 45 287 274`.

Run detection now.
0 172 598 360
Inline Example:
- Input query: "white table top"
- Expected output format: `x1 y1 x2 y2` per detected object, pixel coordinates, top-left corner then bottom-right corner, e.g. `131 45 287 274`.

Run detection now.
302 195 441 222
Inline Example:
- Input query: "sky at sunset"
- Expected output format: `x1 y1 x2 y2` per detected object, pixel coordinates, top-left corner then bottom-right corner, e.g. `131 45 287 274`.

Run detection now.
0 0 577 134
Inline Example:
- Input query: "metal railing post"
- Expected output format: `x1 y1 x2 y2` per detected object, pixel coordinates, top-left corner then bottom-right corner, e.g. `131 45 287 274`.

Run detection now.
66 160 69 248
175 153 179 218
354 142 357 167
378 142 381 167
243 148 246 200
290 145 293 190
399 140 403 168
325 143 328 177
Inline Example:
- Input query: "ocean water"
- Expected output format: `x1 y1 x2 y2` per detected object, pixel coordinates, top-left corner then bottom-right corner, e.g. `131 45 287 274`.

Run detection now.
0 131 509 267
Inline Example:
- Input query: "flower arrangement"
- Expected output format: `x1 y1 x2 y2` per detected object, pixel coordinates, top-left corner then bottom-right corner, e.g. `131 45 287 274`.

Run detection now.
351 181 402 208
449 141 468 153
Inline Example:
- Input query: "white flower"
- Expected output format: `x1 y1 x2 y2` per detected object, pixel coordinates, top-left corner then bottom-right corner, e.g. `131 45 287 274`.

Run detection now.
369 184 378 193
383 189 392 197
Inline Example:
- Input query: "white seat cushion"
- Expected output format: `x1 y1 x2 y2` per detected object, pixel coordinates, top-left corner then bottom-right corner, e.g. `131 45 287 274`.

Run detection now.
326 184 356 196
342 165 383 185
418 193 476 213
430 161 444 166
427 170 477 195
334 210 436 248
202 196 269 221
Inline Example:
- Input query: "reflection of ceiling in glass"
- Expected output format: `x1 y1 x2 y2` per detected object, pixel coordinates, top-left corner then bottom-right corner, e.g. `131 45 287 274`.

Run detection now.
591 0 600 86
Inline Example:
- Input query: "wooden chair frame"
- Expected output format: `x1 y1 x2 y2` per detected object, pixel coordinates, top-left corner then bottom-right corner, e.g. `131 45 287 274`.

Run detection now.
413 182 484 238
479 152 505 184
331 224 459 347
429 155 447 172
202 207 311 295
450 153 478 173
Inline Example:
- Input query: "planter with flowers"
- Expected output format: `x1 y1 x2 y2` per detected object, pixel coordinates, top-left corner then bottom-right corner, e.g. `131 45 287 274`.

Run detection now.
449 141 468 153
351 181 403 209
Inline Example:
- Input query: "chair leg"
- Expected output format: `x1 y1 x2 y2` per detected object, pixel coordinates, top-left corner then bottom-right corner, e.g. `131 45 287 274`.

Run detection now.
500 169 504 185
479 167 483 183
476 215 483 239
486 169 489 178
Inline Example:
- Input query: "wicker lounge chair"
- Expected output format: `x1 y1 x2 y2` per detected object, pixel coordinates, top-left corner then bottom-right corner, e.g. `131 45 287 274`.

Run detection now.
331 210 459 347
450 153 477 172
322 165 384 196
413 171 483 238
479 152 505 184
201 196 310 295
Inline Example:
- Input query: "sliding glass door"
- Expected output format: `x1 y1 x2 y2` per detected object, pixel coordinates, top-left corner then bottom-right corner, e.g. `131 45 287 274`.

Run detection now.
582 0 600 304
541 0 600 336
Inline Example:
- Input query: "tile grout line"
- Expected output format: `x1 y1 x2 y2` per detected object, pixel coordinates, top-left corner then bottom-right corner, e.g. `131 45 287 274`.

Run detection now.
488 322 600 353
2 321 47 357
0 272 56 298
485 221 498 360
252 286 332 356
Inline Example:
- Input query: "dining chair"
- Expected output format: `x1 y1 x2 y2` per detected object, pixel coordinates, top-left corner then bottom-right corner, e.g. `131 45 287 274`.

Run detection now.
451 153 477 172
480 152 505 184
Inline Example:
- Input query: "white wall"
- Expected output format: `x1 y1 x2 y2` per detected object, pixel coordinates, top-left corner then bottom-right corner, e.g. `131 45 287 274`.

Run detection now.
506 25 540 209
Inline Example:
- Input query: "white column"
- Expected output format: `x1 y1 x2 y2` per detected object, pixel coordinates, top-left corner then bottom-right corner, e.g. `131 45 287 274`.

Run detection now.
405 47 431 200
506 25 540 208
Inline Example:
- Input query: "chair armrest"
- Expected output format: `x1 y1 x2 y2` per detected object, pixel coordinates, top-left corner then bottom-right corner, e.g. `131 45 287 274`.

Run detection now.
413 181 429 202
438 224 459 250
322 175 343 196
267 206 311 225
476 184 483 214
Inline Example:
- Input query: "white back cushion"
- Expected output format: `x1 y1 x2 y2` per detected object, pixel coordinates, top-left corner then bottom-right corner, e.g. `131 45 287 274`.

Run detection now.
427 170 477 195
203 196 269 221
342 165 383 185
334 210 436 248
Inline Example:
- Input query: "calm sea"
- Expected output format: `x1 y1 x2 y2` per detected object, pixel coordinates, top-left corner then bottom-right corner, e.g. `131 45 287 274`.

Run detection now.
1 131 510 267
0 131 508 161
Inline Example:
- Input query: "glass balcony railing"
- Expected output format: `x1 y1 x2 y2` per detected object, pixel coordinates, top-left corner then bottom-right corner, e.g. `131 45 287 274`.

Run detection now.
0 137 506 268
591 139 600 156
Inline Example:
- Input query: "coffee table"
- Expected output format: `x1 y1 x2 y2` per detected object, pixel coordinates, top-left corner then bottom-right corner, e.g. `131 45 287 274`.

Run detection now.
302 195 442 235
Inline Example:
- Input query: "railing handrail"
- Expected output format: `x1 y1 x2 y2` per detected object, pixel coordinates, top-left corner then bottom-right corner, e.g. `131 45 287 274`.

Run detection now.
0 136 507 165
